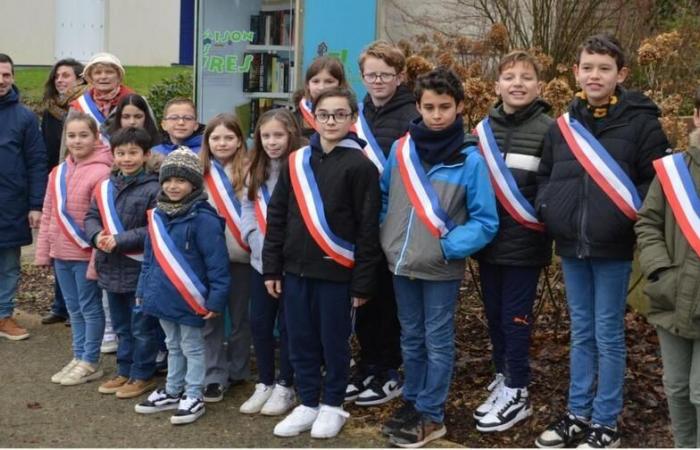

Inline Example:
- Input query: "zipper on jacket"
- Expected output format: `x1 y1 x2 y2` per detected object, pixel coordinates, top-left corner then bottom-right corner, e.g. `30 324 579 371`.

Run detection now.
577 174 590 258
395 208 416 275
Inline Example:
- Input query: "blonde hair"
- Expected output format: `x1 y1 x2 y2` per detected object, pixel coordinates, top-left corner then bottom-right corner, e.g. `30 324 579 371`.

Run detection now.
359 40 407 74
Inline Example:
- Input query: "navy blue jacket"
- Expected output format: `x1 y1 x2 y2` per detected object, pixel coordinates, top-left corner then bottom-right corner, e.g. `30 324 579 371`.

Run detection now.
0 86 48 248
136 200 231 327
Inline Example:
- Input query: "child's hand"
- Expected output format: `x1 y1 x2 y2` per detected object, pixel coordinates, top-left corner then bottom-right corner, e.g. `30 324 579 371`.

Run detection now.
265 280 283 298
202 311 219 320
101 235 117 252
352 297 368 308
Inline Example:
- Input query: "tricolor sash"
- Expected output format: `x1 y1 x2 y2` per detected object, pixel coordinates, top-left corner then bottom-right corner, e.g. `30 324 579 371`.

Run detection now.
255 184 271 236
352 103 386 173
653 153 700 257
395 134 455 238
94 179 144 261
289 146 355 268
52 163 91 250
74 92 110 145
557 113 641 220
298 98 319 132
147 209 209 316
475 118 544 232
204 160 251 252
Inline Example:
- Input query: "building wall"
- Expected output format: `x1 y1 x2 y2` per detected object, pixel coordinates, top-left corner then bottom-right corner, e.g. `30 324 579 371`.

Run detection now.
3 0 56 65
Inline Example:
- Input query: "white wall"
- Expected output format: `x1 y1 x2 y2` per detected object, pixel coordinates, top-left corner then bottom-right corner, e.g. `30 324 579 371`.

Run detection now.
2 0 56 65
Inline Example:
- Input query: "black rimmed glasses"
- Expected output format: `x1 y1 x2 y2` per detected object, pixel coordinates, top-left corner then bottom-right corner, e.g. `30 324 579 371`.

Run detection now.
362 72 397 83
314 111 353 123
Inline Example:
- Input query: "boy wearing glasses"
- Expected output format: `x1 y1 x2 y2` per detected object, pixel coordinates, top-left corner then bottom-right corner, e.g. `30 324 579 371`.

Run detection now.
153 98 204 155
263 87 382 439
347 40 420 407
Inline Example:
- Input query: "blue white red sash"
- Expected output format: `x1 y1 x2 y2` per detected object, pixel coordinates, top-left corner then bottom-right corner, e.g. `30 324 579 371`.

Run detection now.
476 118 544 232
255 184 271 236
395 134 455 238
288 146 355 268
94 179 144 262
147 209 209 316
557 113 641 220
298 98 319 132
352 103 386 174
74 92 110 145
52 162 91 250
653 154 700 257
204 160 251 253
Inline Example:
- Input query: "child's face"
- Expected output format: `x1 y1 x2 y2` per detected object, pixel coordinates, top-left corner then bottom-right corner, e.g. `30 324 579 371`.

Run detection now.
65 120 97 161
89 64 120 93
574 51 628 106
362 56 401 105
496 61 541 113
163 177 194 202
417 90 464 131
259 119 290 160
113 143 148 176
308 69 340 102
315 96 356 142
208 124 241 164
161 104 198 143
120 104 146 129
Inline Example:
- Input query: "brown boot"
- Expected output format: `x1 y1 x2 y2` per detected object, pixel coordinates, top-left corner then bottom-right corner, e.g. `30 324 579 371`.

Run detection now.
0 317 29 340
98 375 129 394
116 378 158 399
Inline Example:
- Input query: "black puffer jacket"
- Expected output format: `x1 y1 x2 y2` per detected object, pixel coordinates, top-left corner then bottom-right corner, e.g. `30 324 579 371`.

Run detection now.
361 85 420 156
84 170 161 293
475 99 553 267
536 88 670 260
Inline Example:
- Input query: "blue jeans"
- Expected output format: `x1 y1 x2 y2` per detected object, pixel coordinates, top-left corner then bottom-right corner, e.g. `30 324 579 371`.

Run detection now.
393 275 461 423
0 247 21 319
561 257 631 427
107 292 159 380
54 259 105 364
160 319 205 400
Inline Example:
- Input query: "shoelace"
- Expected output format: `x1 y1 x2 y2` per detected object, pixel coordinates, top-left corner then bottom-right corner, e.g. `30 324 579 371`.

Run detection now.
551 414 582 440
586 426 614 446
179 396 200 410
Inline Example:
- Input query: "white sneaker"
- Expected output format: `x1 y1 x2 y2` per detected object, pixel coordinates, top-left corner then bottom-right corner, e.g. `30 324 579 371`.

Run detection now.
273 404 319 437
261 384 296 416
473 373 505 419
100 334 118 354
60 361 104 386
51 358 79 384
310 404 350 439
239 383 273 414
476 386 532 432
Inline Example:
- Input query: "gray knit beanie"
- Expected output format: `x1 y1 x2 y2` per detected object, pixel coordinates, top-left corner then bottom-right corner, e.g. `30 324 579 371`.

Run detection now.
159 146 203 188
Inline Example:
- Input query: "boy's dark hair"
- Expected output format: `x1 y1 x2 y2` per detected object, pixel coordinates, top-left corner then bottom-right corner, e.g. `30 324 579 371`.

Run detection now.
312 87 359 115
578 34 626 70
0 53 14 73
414 67 465 103
110 127 153 153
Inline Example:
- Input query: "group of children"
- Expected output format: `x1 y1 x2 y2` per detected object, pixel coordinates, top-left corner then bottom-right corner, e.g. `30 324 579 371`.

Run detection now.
29 32 700 449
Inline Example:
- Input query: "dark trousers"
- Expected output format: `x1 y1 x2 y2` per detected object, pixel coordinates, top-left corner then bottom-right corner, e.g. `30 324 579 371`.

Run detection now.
250 269 293 386
478 262 540 388
355 263 402 374
51 263 68 318
284 273 351 407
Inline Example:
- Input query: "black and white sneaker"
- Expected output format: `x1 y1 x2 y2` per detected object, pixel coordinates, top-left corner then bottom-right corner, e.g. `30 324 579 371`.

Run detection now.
170 395 206 425
203 383 227 403
473 373 505 419
535 411 590 448
345 369 374 402
476 386 532 432
134 388 181 414
577 424 620 448
355 370 402 406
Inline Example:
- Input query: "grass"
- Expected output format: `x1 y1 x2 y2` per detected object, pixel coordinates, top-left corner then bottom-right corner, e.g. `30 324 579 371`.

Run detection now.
13 65 192 104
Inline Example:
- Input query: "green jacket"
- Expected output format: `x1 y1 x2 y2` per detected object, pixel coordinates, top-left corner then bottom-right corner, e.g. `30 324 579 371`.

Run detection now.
635 130 700 339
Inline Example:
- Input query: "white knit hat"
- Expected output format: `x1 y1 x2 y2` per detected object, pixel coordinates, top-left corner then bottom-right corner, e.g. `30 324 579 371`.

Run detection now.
82 52 125 80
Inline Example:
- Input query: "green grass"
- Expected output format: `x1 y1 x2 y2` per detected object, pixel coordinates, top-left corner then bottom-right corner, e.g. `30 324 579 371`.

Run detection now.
13 65 192 104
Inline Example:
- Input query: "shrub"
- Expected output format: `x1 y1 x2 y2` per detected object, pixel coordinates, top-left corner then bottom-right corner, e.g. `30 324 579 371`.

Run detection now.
146 72 194 123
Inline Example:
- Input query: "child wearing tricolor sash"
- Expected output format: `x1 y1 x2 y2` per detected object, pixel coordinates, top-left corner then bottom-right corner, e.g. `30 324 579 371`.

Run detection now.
263 87 382 439
636 126 700 447
472 51 553 433
35 111 113 386
535 34 669 449
380 67 498 448
199 114 252 402
134 148 230 425
239 108 304 416
84 127 161 399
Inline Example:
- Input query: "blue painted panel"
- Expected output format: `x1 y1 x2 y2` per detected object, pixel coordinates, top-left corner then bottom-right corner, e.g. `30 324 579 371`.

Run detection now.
180 0 195 65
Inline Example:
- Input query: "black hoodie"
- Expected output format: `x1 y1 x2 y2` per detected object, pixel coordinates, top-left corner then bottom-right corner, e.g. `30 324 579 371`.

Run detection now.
361 84 420 156
536 88 670 260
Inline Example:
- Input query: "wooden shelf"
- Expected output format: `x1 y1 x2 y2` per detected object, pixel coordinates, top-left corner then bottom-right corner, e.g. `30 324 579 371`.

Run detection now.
244 92 292 99
246 44 294 53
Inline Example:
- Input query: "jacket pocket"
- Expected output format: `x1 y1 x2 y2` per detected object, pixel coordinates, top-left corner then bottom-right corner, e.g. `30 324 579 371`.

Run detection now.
644 266 678 314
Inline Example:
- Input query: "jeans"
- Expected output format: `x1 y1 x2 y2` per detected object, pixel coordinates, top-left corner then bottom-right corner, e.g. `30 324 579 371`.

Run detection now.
107 291 159 380
250 269 293 386
479 262 540 388
657 327 700 448
50 266 68 318
54 259 105 364
0 247 21 319
393 275 461 423
561 257 631 427
160 319 206 400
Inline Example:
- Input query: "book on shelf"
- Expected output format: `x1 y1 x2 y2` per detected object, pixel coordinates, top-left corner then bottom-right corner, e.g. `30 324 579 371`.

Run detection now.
243 53 292 93
249 9 294 46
